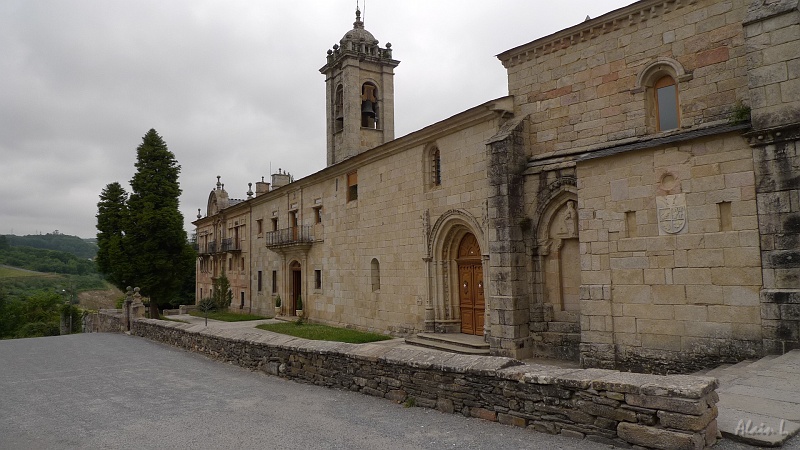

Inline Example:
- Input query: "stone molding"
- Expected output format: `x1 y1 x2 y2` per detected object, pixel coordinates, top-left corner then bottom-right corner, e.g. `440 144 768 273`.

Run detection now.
498 0 700 68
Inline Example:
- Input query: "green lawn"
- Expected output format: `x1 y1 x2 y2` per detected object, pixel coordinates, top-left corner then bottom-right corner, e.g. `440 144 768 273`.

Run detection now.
0 266 44 278
188 310 268 322
257 322 393 344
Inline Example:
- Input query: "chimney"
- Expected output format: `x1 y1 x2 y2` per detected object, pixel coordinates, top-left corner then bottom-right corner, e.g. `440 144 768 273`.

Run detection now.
255 177 270 196
271 168 292 190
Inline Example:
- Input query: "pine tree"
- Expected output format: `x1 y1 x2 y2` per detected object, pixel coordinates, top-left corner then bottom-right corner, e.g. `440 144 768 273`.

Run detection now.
124 129 195 316
96 182 129 290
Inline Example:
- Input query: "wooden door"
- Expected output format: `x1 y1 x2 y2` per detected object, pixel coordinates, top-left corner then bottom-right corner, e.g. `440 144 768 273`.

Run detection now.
457 234 484 335
290 262 301 314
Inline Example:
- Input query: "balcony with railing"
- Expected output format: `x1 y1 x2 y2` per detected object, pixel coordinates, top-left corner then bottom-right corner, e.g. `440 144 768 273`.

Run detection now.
200 240 216 255
221 238 241 252
265 226 314 251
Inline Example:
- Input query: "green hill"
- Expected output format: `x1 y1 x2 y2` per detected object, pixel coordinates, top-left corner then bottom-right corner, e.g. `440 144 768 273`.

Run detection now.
3 232 97 259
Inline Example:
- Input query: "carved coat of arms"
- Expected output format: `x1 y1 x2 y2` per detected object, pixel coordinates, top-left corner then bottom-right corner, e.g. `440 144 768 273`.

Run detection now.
656 194 687 235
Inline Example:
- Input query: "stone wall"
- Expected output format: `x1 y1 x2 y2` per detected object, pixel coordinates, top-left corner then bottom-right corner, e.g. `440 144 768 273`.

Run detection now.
576 131 763 372
131 318 719 449
744 0 800 354
500 0 751 155
88 309 125 333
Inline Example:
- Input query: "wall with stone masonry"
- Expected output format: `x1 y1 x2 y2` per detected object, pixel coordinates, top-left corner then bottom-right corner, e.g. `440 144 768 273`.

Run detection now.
744 0 800 355
244 114 499 335
89 309 124 333
500 0 751 156
131 318 720 449
575 132 763 372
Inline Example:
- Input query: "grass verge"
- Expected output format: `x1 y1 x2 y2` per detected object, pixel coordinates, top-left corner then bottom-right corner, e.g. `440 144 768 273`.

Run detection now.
188 310 268 322
256 322 393 344
160 316 190 324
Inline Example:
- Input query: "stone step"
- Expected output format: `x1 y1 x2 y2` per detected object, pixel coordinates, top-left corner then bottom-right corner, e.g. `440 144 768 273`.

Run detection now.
404 335 490 356
412 332 489 349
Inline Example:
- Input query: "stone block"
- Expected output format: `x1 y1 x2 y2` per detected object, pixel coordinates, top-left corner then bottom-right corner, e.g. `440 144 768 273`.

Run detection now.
613 285 652 304
576 400 637 422
686 284 723 305
612 269 644 284
470 407 498 422
655 406 717 429
497 412 527 427
673 268 712 285
652 285 687 305
625 394 709 416
623 304 674 320
614 316 637 334
710 267 762 286
638 319 683 336
674 305 709 322
707 305 761 324
722 285 760 306
684 321 732 339
617 422 705 450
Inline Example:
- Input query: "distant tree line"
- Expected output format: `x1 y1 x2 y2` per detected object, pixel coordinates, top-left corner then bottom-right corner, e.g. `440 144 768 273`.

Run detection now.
2 233 98 259
0 236 97 275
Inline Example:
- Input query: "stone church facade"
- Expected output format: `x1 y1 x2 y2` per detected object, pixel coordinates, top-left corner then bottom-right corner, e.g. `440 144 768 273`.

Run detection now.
195 0 800 373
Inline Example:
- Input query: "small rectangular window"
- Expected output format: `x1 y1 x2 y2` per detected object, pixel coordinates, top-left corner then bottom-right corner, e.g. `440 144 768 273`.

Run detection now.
719 202 732 232
314 206 323 224
347 171 358 202
228 258 232 271
271 218 278 231
314 270 322 290
257 219 263 234
257 270 263 292
626 211 638 238
241 257 245 271
272 270 277 294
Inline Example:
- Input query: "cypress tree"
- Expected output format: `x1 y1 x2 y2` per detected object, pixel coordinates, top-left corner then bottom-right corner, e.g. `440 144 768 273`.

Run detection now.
96 182 129 290
124 129 194 316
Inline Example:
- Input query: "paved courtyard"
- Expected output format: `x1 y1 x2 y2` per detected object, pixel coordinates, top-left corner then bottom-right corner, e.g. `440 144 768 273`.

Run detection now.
0 332 798 449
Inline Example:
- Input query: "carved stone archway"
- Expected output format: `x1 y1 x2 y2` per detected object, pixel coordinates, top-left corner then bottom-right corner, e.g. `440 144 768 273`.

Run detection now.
425 210 486 334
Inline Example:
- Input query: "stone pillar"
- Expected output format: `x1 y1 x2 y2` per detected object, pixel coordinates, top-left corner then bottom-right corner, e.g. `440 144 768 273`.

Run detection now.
123 286 133 331
744 0 800 353
130 287 146 320
485 116 533 358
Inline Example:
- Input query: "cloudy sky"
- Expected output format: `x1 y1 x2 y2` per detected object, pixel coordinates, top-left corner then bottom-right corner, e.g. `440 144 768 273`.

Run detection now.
1 0 633 239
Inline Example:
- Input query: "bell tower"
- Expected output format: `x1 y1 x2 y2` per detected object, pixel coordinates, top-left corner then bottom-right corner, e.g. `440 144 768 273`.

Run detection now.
320 8 399 166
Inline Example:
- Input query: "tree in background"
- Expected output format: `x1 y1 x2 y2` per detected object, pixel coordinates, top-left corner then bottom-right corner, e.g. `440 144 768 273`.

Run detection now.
96 129 196 317
96 182 129 290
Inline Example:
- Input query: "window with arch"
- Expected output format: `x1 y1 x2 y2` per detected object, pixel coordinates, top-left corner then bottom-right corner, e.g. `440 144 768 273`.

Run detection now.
655 75 679 131
334 84 344 133
361 82 378 129
370 258 380 292
635 58 689 134
431 147 441 186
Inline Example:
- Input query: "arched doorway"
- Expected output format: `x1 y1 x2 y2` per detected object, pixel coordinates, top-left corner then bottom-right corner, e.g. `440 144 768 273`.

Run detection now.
457 233 484 335
290 260 301 314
